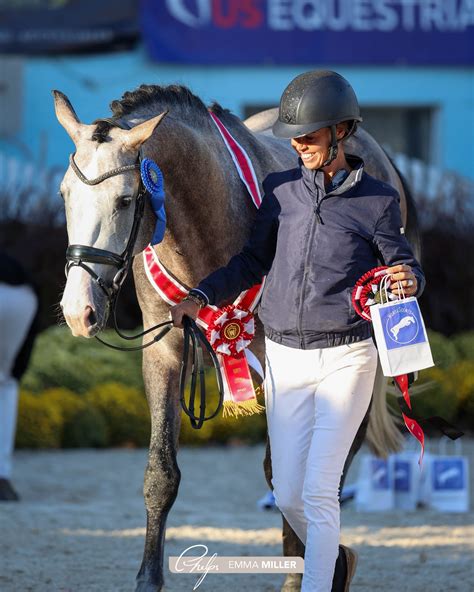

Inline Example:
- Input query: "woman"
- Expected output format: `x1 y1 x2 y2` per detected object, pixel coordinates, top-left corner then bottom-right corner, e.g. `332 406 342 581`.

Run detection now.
171 70 424 591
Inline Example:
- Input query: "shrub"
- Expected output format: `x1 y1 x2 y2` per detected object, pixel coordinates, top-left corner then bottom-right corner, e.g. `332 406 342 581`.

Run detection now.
63 406 108 448
86 382 150 447
449 361 474 425
179 374 267 445
21 325 144 394
15 387 109 448
426 330 458 368
16 390 63 448
452 332 474 362
410 367 459 425
41 387 109 447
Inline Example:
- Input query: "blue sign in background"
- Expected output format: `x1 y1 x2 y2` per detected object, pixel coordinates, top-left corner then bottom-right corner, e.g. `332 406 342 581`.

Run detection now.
432 459 465 490
371 459 390 490
0 0 138 53
141 1 474 65
394 459 411 492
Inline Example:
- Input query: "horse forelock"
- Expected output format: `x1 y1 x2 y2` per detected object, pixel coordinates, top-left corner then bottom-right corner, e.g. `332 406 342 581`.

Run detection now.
91 120 114 143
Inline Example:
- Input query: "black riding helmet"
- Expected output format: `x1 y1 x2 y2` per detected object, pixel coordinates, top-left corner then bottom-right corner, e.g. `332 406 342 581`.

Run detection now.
272 70 362 166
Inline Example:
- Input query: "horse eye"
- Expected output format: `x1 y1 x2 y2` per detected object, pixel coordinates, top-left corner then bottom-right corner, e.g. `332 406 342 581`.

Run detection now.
117 196 133 210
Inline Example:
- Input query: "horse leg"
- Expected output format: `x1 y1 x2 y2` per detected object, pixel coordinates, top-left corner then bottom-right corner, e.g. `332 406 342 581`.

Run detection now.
135 359 181 592
264 396 373 592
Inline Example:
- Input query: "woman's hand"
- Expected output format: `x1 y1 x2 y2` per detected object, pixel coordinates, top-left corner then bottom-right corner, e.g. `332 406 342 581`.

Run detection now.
386 264 418 297
170 299 200 329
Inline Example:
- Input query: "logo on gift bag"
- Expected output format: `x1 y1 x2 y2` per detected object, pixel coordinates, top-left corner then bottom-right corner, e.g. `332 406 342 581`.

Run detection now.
380 302 426 350
394 460 411 492
371 459 390 490
433 459 465 490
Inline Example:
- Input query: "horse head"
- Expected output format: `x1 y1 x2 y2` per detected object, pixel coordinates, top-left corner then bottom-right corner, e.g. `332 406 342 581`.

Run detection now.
53 90 167 337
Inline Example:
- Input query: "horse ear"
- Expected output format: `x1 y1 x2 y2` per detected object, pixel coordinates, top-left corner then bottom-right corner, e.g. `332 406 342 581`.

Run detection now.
52 90 83 144
124 111 169 151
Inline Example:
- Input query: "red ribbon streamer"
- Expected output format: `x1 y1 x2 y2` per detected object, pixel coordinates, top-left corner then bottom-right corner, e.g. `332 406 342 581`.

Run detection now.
394 374 425 467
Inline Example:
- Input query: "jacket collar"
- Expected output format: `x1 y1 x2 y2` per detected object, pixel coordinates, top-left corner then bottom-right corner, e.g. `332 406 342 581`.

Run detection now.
299 154 364 197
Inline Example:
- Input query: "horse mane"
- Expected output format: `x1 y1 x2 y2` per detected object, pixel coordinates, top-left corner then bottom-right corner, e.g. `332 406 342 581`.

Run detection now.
91 84 232 143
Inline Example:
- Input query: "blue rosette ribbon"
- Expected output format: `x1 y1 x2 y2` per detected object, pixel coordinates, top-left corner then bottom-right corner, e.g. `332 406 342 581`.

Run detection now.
140 158 166 245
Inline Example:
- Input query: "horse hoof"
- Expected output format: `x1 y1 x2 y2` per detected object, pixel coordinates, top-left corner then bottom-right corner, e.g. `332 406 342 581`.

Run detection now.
281 572 302 592
135 579 163 592
0 478 20 501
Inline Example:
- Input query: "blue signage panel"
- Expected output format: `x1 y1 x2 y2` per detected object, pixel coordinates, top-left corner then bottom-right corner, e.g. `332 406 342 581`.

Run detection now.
432 459 465 490
141 0 474 65
0 0 138 54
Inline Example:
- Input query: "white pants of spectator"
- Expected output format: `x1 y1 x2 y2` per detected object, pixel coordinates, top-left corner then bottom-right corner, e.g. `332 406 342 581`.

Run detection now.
0 283 37 479
264 336 378 592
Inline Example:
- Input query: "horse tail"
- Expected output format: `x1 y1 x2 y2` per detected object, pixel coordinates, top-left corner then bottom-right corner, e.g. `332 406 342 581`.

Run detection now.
365 156 422 458
366 362 405 458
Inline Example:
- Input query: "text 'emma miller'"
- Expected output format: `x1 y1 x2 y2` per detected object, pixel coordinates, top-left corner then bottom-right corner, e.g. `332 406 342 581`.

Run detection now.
170 544 304 576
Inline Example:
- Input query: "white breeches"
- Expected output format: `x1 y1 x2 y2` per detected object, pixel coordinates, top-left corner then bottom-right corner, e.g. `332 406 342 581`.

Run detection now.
264 336 378 592
0 283 38 477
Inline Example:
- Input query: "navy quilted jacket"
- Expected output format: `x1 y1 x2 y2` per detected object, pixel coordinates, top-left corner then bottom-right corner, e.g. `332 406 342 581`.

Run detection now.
195 155 425 349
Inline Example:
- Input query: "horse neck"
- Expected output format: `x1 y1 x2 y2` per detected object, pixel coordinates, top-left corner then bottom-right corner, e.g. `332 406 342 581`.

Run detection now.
137 114 256 287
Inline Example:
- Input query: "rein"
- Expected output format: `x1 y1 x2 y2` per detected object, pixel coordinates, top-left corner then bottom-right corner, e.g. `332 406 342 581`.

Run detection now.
64 120 224 428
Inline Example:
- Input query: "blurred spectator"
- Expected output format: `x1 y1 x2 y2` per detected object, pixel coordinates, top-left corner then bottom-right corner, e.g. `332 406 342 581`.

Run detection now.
0 250 39 500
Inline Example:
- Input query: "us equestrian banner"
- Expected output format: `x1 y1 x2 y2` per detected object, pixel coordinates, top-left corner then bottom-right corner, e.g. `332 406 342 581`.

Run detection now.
141 0 474 65
0 0 138 53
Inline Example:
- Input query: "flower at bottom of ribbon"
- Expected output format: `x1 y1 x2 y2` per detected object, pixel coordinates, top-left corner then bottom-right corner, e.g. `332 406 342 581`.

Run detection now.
206 305 255 356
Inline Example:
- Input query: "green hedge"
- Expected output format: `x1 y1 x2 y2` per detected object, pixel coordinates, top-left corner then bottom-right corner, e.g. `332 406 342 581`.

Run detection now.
21 325 144 394
15 378 266 449
86 382 150 447
16 391 63 448
179 383 267 446
16 383 147 449
15 326 474 448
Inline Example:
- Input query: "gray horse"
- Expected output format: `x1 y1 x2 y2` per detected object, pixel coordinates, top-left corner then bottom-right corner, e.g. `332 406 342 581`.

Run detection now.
54 85 417 592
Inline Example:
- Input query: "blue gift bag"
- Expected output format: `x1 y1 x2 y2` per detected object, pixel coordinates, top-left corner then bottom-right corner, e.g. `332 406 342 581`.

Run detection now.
371 296 434 376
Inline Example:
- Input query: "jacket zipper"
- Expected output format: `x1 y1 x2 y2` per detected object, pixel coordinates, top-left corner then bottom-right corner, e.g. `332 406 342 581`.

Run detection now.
296 181 321 349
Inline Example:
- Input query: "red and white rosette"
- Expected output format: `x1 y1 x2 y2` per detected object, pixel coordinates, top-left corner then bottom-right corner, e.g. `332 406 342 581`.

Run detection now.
204 304 264 416
351 265 398 321
207 305 255 356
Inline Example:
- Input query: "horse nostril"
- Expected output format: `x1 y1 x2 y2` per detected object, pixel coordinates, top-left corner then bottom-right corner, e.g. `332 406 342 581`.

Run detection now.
85 306 97 327
88 309 97 326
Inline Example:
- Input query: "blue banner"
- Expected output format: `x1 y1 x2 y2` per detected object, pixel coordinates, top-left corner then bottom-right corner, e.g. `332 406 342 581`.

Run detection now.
141 0 474 65
0 0 138 54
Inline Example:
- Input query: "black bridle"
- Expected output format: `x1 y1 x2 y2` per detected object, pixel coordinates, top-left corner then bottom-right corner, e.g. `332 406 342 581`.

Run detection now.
66 151 146 301
64 127 224 428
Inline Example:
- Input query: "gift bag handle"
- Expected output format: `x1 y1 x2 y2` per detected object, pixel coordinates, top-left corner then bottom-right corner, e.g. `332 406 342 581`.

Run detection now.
380 273 407 305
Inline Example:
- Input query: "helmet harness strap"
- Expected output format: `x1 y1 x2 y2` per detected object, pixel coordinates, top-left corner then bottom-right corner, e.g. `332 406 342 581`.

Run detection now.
322 124 338 168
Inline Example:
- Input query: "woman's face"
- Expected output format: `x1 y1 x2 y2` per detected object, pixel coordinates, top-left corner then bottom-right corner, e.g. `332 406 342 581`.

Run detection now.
290 127 332 170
